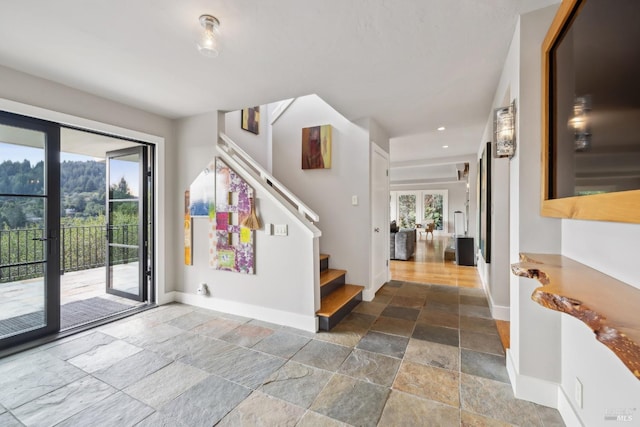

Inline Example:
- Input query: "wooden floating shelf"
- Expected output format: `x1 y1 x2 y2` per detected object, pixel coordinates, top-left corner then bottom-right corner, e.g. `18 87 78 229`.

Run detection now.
511 253 640 380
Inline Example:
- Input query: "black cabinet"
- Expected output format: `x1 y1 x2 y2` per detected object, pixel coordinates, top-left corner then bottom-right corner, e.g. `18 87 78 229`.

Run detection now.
455 237 475 266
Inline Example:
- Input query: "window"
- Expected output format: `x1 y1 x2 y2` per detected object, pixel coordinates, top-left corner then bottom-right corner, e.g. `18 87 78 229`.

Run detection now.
390 190 449 233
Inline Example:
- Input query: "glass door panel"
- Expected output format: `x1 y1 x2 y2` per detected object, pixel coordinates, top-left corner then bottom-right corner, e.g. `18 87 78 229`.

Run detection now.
397 192 418 228
423 193 444 231
0 114 60 347
106 147 147 301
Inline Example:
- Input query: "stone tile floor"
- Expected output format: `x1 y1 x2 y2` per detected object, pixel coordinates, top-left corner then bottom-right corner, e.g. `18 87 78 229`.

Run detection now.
0 281 565 426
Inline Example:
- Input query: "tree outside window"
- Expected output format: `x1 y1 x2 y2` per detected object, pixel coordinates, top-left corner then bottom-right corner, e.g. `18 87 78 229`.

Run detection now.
398 194 416 228
424 193 444 230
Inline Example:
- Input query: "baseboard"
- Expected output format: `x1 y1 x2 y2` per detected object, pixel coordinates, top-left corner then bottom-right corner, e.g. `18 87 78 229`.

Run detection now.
173 291 318 333
486 290 510 321
558 385 584 427
363 289 375 301
158 291 176 305
506 350 559 408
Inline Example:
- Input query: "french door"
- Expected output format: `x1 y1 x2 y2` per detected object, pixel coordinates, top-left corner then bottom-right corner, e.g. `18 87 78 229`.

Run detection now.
0 111 60 348
0 111 154 350
391 190 449 233
106 146 149 302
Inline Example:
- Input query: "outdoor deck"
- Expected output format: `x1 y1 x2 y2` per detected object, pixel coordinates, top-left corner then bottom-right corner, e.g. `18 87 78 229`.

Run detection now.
0 265 143 337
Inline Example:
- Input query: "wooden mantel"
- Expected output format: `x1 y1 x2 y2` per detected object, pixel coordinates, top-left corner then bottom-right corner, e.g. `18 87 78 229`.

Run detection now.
511 253 640 379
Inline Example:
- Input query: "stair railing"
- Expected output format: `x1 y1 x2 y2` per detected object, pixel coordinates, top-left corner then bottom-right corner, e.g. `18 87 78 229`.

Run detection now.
218 132 320 223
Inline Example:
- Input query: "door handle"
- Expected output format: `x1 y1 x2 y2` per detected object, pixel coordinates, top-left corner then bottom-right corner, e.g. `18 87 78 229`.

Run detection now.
374 227 380 232
31 237 48 241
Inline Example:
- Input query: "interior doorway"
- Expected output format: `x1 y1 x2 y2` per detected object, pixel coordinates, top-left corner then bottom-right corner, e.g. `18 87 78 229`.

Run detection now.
370 143 389 298
0 112 155 349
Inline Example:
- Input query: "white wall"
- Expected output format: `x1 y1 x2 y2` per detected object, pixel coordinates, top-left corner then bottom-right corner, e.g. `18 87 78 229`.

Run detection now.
365 117 390 153
178 183 318 330
173 111 319 331
0 65 175 302
476 15 519 321
488 4 640 425
272 95 371 288
224 107 271 172
562 220 640 289
508 4 564 403
479 1 563 406
560 218 640 423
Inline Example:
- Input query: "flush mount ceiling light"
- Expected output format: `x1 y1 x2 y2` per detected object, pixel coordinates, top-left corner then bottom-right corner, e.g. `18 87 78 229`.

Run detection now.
437 126 446 131
442 145 449 148
197 14 221 58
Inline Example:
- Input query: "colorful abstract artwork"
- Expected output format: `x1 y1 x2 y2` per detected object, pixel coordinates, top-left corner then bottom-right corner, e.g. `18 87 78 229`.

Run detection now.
190 159 215 217
241 106 260 135
209 158 255 274
184 190 192 266
302 124 332 169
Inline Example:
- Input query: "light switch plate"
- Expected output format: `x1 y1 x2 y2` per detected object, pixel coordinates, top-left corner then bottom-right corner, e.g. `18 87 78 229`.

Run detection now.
274 224 288 236
352 195 358 206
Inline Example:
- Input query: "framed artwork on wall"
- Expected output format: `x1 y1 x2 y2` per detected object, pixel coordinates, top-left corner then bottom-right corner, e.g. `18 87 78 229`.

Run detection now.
479 142 492 263
301 124 332 169
210 158 255 274
241 106 260 134
189 159 215 217
184 190 192 265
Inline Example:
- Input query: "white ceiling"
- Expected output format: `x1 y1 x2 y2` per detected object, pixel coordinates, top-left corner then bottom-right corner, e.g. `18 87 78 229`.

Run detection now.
0 0 558 168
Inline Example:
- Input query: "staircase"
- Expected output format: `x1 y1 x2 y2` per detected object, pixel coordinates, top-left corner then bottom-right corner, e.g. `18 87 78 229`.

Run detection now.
316 254 364 331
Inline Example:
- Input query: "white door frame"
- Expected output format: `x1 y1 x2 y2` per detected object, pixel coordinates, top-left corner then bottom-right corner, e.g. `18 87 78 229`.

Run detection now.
367 142 390 300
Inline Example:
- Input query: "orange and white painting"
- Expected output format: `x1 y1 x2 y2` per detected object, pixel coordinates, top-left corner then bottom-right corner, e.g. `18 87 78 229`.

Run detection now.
301 124 331 169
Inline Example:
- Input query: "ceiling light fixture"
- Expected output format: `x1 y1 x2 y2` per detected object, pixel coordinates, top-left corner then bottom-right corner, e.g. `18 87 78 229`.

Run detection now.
437 126 446 131
197 14 221 58
442 145 449 148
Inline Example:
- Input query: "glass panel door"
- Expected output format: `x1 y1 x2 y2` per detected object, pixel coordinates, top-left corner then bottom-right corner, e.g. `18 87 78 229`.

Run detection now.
392 190 450 233
396 192 419 228
106 146 147 301
423 192 445 231
0 112 60 348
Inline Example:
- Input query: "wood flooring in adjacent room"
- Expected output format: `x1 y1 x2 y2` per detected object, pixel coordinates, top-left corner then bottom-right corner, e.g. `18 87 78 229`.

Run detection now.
390 235 510 351
390 235 483 289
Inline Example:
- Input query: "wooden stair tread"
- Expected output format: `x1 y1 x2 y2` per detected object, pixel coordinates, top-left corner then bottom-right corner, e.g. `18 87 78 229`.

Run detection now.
320 254 330 261
320 269 346 287
317 284 364 317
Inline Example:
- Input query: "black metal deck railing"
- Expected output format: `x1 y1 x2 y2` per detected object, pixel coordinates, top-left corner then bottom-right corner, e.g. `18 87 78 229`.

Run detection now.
0 224 138 283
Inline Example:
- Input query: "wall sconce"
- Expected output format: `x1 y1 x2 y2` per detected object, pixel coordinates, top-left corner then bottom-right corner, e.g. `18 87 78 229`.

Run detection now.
494 101 516 158
569 95 591 152
197 14 221 58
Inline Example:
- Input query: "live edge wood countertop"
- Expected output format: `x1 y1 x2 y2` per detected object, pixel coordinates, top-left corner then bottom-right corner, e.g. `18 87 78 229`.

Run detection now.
511 253 640 380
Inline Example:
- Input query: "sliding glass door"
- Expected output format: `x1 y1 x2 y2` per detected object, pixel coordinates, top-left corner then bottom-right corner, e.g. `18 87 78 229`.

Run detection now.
0 112 60 348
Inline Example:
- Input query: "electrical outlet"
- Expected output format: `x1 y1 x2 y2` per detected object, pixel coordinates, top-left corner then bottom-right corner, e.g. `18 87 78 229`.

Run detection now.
197 283 209 296
575 377 583 408
274 224 288 236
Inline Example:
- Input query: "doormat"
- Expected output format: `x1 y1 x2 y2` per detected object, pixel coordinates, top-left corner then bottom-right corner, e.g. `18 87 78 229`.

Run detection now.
0 297 136 338
0 311 45 338
61 297 136 330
